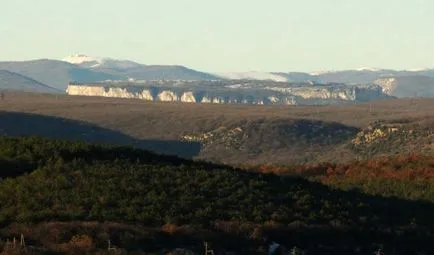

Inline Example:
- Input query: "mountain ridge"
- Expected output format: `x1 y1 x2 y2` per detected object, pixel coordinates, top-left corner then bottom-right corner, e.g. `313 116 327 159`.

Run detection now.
0 59 121 91
62 54 219 81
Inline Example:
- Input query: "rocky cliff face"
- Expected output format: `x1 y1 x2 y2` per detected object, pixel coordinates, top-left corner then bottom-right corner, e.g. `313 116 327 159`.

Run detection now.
374 76 434 98
66 84 296 105
66 80 391 105
349 121 433 159
373 77 397 95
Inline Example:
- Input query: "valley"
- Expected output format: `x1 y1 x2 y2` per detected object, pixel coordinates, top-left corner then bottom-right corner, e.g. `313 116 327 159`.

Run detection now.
0 134 433 254
0 91 432 166
0 79 433 254
0 91 432 254
3 1 434 253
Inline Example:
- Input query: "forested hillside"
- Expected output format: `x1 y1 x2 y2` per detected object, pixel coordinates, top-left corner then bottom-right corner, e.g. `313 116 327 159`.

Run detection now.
0 136 434 254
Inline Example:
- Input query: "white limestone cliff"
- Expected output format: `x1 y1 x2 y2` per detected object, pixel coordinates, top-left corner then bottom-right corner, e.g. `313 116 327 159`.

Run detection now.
66 82 389 105
66 84 296 105
373 77 397 95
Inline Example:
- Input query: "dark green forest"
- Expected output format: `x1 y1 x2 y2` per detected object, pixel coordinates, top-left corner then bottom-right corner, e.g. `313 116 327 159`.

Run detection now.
1 136 434 254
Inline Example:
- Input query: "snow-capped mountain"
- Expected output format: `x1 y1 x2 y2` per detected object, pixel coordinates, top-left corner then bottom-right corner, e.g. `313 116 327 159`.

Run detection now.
215 68 389 83
0 59 121 91
61 54 218 81
214 71 289 82
356 67 385 72
62 54 142 69
310 67 385 75
215 71 319 83
62 54 102 65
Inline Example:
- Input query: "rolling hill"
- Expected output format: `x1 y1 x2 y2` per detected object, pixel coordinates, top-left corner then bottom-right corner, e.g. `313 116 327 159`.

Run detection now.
0 70 61 93
0 92 432 254
0 57 219 93
63 54 219 81
94 64 219 81
0 111 200 158
0 91 432 166
0 59 121 91
0 136 433 254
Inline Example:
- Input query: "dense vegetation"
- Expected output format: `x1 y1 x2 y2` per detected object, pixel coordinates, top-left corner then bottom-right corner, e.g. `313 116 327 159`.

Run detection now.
1 136 434 254
254 154 434 202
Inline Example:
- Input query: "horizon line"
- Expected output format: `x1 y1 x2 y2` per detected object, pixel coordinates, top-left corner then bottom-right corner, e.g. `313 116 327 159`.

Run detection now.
1 55 433 74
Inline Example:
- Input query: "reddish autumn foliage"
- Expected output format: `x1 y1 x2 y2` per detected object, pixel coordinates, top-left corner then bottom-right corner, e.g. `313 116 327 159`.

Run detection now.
249 154 434 181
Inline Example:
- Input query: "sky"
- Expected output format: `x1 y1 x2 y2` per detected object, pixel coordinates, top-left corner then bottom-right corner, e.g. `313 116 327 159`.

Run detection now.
1 0 433 72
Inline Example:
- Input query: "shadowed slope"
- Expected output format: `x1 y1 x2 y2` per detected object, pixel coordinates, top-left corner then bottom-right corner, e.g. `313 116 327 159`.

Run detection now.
0 91 432 165
0 137 434 254
0 70 61 93
0 111 201 159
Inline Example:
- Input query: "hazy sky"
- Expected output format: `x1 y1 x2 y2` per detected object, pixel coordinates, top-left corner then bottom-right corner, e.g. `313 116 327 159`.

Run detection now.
1 0 433 72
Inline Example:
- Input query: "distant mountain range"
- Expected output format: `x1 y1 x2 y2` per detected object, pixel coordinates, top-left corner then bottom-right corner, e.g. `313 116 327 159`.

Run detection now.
216 69 434 84
0 54 433 98
62 54 217 82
